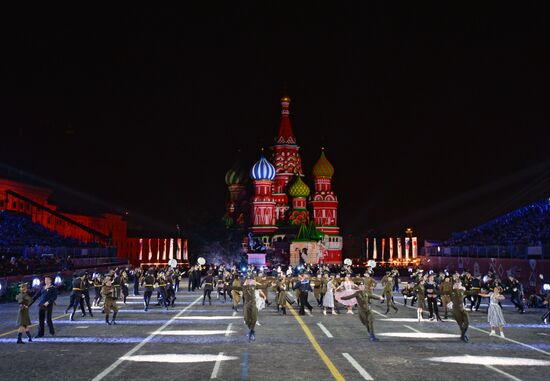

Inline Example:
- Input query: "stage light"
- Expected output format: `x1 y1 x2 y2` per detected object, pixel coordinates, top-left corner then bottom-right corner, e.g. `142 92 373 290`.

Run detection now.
241 267 246 272
122 354 239 364
32 278 41 288
543 283 550 291
428 355 550 366
54 275 62 286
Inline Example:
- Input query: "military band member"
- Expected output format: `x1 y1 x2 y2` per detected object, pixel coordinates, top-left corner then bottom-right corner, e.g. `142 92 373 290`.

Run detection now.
81 272 94 317
141 270 156 311
276 275 289 315
201 271 214 305
120 270 129 304
157 272 169 308
133 267 142 296
101 277 119 325
313 274 323 306
66 273 86 321
92 273 103 307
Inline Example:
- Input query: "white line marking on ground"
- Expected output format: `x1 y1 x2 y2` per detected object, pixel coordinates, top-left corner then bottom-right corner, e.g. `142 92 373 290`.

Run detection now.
372 309 388 319
75 326 89 329
483 364 523 381
342 353 374 380
210 352 224 379
91 295 202 381
211 310 237 379
403 324 422 334
317 323 334 338
468 326 550 356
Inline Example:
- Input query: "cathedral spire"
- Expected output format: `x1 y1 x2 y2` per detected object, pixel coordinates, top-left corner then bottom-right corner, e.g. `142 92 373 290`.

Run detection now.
276 95 296 145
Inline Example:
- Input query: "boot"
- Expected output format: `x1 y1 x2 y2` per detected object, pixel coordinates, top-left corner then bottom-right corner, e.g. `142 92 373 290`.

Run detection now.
88 308 94 317
112 312 117 325
393 306 398 313
369 333 379 342
25 332 32 342
70 312 75 321
282 307 286 315
384 308 390 315
249 329 256 342
17 333 24 344
105 314 112 325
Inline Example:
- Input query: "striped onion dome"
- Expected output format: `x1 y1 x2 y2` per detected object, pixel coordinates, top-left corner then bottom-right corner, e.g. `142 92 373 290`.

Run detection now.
288 175 310 198
225 160 247 185
313 149 334 179
250 155 276 181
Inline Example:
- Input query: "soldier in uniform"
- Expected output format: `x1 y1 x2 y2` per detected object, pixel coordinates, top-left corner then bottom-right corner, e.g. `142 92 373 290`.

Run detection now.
341 288 384 342
231 275 272 342
16 283 33 344
451 277 471 342
383 271 398 314
414 276 427 321
157 272 169 308
201 271 214 305
81 272 94 317
101 276 119 325
216 273 227 303
133 267 142 296
230 273 242 312
440 276 453 319
313 274 323 306
141 270 156 311
66 273 86 321
165 272 176 307
92 273 103 307
276 274 290 315
120 270 129 304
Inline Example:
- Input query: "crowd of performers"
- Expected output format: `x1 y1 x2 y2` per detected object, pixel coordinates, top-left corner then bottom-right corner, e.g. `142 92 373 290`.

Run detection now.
12 263 550 345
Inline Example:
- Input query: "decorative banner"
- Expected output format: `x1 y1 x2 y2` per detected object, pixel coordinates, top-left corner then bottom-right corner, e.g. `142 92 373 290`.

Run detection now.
389 237 394 260
365 238 369 261
405 237 410 261
148 238 152 261
163 238 168 261
177 238 182 260
412 237 418 258
139 238 143 261
157 238 161 261
397 238 402 259
183 239 188 260
169 238 174 260
381 238 386 262
372 238 377 260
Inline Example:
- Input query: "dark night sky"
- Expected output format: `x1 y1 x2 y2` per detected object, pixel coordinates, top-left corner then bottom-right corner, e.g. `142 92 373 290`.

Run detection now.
1 4 550 246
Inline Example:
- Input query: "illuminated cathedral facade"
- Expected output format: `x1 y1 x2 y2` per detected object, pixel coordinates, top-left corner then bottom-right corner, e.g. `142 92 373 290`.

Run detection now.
224 96 343 265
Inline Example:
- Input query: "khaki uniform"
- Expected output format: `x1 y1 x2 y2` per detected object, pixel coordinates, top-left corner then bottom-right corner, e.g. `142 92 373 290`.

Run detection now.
342 290 381 338
101 285 119 316
440 281 452 318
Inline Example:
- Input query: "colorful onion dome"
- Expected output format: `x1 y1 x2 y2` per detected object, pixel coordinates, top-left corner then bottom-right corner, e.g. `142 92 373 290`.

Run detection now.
250 154 276 181
313 148 334 179
288 175 310 198
225 160 247 185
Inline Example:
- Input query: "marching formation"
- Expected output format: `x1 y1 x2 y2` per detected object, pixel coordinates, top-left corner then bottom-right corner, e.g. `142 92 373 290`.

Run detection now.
12 262 550 347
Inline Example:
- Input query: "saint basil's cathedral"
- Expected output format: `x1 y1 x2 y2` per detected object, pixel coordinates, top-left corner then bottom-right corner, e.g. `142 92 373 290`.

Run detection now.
223 96 343 265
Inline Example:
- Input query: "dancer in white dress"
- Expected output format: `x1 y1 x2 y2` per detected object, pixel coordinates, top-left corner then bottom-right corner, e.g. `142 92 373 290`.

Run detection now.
480 286 506 337
323 276 337 315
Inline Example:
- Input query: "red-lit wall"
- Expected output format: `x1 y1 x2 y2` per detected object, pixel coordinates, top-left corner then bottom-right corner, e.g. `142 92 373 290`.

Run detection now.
0 178 163 265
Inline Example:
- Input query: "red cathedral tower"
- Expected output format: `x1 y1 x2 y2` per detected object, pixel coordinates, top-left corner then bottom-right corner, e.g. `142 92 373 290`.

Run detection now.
249 153 277 234
271 96 303 224
311 149 343 263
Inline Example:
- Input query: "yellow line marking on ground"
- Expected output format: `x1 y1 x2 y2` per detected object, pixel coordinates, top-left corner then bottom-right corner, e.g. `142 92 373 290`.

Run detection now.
0 313 69 337
288 305 345 381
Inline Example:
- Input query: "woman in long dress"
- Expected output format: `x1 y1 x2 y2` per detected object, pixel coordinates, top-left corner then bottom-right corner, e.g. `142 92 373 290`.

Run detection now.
335 275 360 314
480 286 506 337
323 276 337 315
